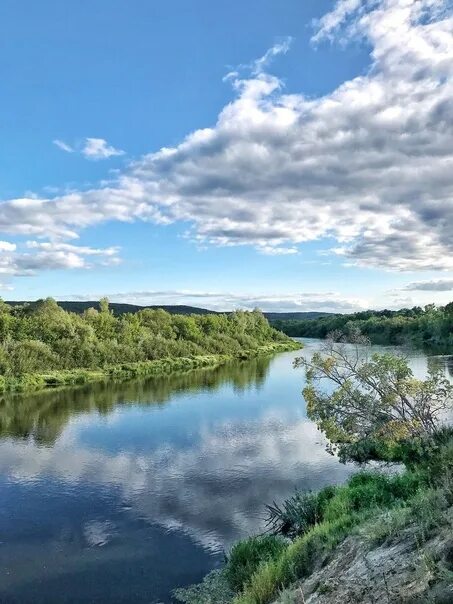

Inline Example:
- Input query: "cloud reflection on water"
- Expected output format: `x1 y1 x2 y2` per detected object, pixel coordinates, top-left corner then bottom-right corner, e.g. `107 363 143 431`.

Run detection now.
0 413 354 551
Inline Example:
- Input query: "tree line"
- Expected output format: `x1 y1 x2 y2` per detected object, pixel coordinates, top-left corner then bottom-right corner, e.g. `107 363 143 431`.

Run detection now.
0 297 292 377
271 303 453 351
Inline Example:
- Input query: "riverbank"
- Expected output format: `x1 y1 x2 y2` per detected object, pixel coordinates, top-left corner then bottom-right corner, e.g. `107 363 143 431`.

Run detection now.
175 429 453 604
0 340 300 395
270 304 453 354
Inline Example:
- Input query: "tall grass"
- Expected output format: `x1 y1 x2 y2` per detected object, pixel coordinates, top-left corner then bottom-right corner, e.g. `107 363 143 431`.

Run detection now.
231 462 450 604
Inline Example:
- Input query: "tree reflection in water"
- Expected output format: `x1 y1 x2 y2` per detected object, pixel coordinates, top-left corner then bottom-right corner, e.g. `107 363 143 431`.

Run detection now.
0 356 272 444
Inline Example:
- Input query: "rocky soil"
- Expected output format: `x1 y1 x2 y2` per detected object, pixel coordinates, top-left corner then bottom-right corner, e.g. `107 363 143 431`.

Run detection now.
276 512 453 604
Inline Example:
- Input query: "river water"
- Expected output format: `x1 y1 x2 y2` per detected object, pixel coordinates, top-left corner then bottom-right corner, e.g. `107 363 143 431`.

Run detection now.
0 339 451 603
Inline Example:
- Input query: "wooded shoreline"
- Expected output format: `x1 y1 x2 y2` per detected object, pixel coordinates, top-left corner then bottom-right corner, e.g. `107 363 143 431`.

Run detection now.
0 341 300 395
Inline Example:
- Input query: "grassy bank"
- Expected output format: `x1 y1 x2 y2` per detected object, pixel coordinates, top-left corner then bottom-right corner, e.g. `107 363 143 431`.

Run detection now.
0 341 300 394
175 429 453 604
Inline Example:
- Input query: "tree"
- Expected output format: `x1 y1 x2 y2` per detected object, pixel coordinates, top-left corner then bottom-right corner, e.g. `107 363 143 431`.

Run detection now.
295 331 453 462
0 300 295 377
99 297 110 314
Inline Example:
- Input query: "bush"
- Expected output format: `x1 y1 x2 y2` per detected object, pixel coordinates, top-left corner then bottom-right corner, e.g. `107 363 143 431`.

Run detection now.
225 535 287 593
343 428 453 469
265 487 336 539
0 299 298 387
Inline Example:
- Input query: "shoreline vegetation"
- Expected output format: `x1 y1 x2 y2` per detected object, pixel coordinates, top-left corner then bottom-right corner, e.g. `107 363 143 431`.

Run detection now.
0 355 276 444
0 342 298 395
0 297 299 394
270 303 453 353
175 333 453 604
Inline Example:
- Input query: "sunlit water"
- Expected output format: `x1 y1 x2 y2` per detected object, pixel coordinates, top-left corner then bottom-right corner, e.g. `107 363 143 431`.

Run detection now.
0 339 451 603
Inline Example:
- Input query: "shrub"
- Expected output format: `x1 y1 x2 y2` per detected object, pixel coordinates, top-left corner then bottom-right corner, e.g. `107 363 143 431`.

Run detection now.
265 487 336 539
0 299 298 390
225 535 287 593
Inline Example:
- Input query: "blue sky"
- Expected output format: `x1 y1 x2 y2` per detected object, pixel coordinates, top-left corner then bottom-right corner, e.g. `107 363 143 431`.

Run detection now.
0 0 452 312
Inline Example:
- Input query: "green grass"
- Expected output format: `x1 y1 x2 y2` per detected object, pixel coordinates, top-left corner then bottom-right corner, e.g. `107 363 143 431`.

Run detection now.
234 513 360 604
225 535 287 593
231 461 451 604
175 433 453 604
361 487 449 547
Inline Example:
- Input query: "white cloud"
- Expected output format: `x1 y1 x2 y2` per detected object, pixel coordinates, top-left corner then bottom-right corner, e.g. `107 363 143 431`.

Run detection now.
81 138 125 160
404 278 453 291
1 0 451 271
53 139 75 153
252 37 293 74
53 137 124 160
0 416 354 551
311 0 364 43
0 241 16 252
0 241 121 276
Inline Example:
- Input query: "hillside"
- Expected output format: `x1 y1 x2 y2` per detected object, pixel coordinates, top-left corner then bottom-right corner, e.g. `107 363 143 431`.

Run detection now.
264 312 334 321
274 511 453 604
5 300 215 316
4 301 334 321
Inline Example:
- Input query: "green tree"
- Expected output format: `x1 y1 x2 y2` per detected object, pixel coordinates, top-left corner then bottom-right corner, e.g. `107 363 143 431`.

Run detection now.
295 331 453 462
0 299 296 380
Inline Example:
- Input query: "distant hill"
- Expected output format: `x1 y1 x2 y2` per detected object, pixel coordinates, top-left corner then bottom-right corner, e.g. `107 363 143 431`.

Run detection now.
4 301 335 320
265 311 335 321
5 300 215 316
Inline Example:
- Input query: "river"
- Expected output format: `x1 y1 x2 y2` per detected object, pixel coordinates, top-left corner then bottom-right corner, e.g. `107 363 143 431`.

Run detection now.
0 339 451 603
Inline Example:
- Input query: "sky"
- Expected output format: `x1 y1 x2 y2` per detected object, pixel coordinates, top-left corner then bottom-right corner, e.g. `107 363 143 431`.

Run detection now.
0 0 452 313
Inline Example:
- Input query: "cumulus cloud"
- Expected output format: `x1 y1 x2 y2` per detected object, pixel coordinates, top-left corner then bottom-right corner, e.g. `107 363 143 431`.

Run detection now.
69 289 367 313
404 278 453 291
2 0 452 271
0 241 120 276
0 241 16 252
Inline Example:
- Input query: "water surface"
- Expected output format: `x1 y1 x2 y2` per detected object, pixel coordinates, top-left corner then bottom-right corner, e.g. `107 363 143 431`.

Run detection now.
0 339 451 603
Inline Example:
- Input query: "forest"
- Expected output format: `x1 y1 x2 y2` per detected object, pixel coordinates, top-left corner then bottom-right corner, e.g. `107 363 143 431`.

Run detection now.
0 297 297 392
271 303 453 351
